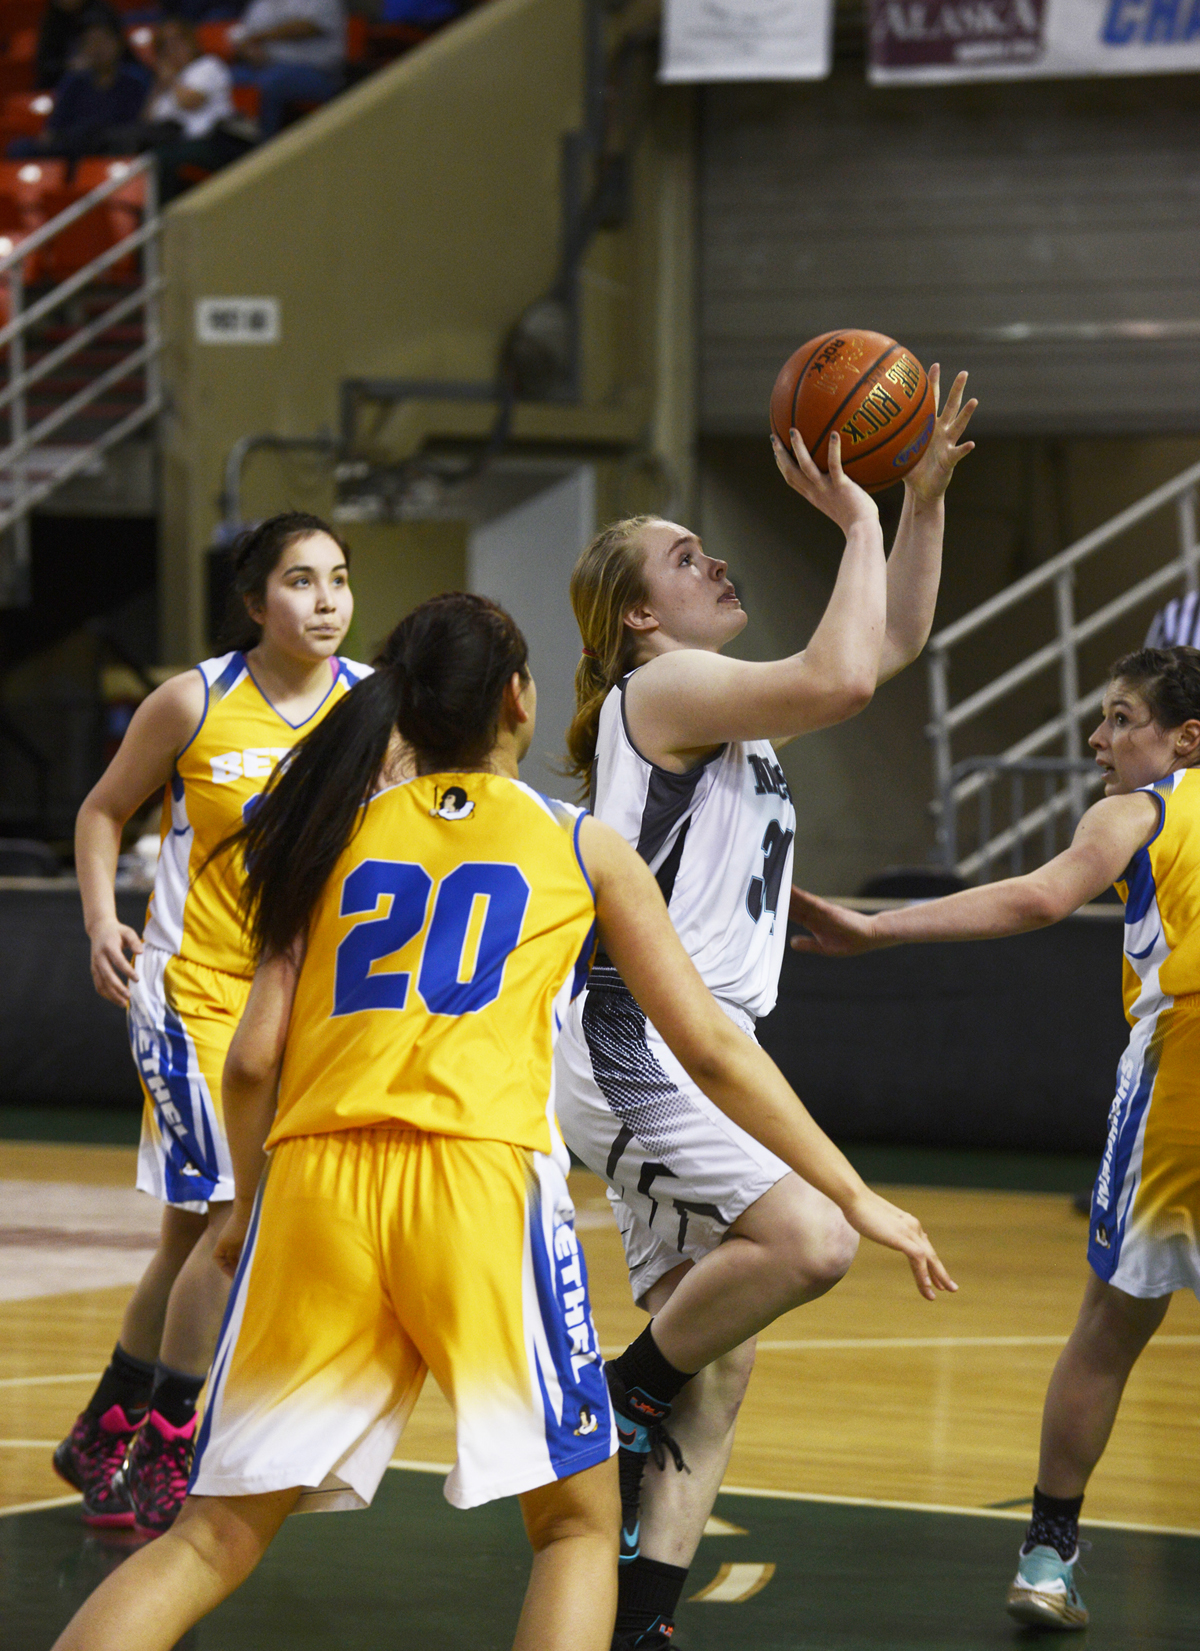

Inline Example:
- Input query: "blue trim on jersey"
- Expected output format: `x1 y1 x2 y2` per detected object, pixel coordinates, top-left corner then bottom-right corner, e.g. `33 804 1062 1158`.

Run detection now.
173 665 211 763
214 652 245 699
1121 846 1159 926
244 653 342 730
527 1194 611 1479
1088 1041 1159 1281
188 1174 267 1488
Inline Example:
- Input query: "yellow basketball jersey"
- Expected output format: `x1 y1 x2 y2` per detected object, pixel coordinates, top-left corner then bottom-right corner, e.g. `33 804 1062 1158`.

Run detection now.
144 651 372 978
267 773 598 1155
1114 766 1200 1021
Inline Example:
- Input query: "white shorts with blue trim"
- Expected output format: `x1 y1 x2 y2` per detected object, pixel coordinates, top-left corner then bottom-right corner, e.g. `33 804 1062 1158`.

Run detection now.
128 945 240 1212
190 1127 616 1513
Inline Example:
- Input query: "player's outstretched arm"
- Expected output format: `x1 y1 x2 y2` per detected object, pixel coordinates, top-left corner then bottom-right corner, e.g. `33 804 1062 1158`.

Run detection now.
75 671 205 1006
876 366 977 684
579 816 956 1301
790 790 1162 957
214 946 302 1277
627 430 887 755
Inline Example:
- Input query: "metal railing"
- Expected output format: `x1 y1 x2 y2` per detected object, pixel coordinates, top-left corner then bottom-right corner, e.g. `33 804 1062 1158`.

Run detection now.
941 757 1103 882
927 457 1200 875
0 154 162 604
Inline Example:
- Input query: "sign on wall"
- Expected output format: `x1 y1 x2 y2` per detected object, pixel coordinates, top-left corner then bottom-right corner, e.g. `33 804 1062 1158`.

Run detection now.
869 0 1200 83
660 0 834 82
195 297 281 345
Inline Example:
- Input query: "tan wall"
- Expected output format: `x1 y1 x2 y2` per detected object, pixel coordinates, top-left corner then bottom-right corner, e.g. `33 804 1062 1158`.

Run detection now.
160 0 680 661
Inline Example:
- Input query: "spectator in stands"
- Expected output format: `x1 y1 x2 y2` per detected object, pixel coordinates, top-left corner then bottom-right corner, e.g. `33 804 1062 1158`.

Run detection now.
9 17 148 158
35 0 125 90
228 0 345 137
143 19 254 202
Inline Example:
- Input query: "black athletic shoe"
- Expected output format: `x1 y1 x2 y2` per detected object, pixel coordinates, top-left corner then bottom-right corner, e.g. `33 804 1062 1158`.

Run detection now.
604 1364 687 1563
612 1616 675 1650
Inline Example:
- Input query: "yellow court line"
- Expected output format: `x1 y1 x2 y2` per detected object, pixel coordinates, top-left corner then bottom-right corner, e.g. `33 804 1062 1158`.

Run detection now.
0 1439 57 1447
0 1493 80 1519
0 1372 100 1390
716 1484 1200 1540
388 1457 452 1474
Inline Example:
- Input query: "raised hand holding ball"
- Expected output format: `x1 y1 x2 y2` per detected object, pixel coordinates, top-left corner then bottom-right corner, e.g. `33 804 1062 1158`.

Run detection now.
770 329 936 493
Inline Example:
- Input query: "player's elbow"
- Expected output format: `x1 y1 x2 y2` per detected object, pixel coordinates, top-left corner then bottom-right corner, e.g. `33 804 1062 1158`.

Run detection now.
1014 879 1069 928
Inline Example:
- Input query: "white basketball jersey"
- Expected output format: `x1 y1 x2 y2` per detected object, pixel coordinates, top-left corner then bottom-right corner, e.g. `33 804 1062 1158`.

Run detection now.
592 674 796 1020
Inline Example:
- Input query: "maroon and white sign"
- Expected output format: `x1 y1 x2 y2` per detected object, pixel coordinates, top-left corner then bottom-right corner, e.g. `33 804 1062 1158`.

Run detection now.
869 0 1200 82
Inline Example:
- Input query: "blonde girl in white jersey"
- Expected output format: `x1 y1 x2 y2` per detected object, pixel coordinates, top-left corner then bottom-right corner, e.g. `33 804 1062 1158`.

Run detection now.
55 512 367 1539
554 372 976 1649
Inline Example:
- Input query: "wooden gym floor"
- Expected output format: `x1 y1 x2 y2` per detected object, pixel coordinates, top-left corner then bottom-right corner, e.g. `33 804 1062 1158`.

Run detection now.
3 1139 1199 1648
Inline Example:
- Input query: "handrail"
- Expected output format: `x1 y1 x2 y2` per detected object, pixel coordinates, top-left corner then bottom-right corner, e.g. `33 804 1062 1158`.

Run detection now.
0 155 152 279
0 278 159 419
0 153 160 598
927 451 1200 877
929 453 1200 652
0 396 160 536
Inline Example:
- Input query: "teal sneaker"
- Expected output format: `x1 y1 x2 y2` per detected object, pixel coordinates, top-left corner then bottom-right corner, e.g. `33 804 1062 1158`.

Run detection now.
1006 1543 1089 1630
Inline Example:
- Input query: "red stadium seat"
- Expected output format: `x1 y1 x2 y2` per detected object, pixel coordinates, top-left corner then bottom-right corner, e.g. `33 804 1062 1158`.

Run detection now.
195 21 235 59
70 158 144 281
0 28 38 98
1 90 53 138
231 82 260 119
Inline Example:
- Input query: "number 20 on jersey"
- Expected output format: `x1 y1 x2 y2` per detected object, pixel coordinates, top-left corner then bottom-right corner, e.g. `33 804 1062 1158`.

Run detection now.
332 858 531 1019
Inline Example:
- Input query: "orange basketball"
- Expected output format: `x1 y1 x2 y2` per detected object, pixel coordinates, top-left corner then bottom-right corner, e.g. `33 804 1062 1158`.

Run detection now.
770 330 936 493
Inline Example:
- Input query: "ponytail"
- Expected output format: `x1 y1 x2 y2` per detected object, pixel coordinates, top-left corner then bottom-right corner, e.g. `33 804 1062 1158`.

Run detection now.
565 515 655 793
231 592 530 959
237 670 399 959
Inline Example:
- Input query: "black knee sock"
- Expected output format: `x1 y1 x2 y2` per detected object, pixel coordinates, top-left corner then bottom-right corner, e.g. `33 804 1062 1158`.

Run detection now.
1023 1486 1084 1561
150 1363 205 1429
614 1555 689 1640
85 1343 155 1420
610 1326 695 1416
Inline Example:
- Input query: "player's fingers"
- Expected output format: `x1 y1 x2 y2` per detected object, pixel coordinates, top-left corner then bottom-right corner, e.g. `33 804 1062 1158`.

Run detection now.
909 1252 936 1301
789 426 823 487
948 394 978 438
927 361 941 414
929 1252 958 1293
789 933 821 952
120 926 145 956
825 428 845 484
938 367 967 422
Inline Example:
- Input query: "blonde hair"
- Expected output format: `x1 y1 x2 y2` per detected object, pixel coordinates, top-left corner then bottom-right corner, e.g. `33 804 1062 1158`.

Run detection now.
565 514 657 792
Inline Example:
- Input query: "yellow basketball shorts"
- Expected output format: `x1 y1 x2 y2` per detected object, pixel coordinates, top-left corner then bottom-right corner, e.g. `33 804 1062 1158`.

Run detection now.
128 945 246 1210
1090 996 1200 1300
190 1127 616 1512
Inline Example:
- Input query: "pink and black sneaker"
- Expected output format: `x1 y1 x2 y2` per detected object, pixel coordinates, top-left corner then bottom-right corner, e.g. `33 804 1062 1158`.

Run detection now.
119 1409 197 1537
52 1405 140 1527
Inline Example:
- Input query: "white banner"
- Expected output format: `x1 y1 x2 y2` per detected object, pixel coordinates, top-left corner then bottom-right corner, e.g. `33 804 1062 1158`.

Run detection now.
869 0 1200 83
660 0 833 83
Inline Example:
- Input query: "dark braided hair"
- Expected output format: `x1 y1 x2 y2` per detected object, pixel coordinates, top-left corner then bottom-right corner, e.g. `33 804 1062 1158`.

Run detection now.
1109 644 1200 730
231 591 530 958
216 511 351 652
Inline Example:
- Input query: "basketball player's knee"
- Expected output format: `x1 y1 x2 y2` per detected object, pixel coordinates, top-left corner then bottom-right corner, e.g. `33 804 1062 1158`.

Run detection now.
811 1211 859 1289
170 1500 263 1591
775 1206 858 1300
522 1463 619 1553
